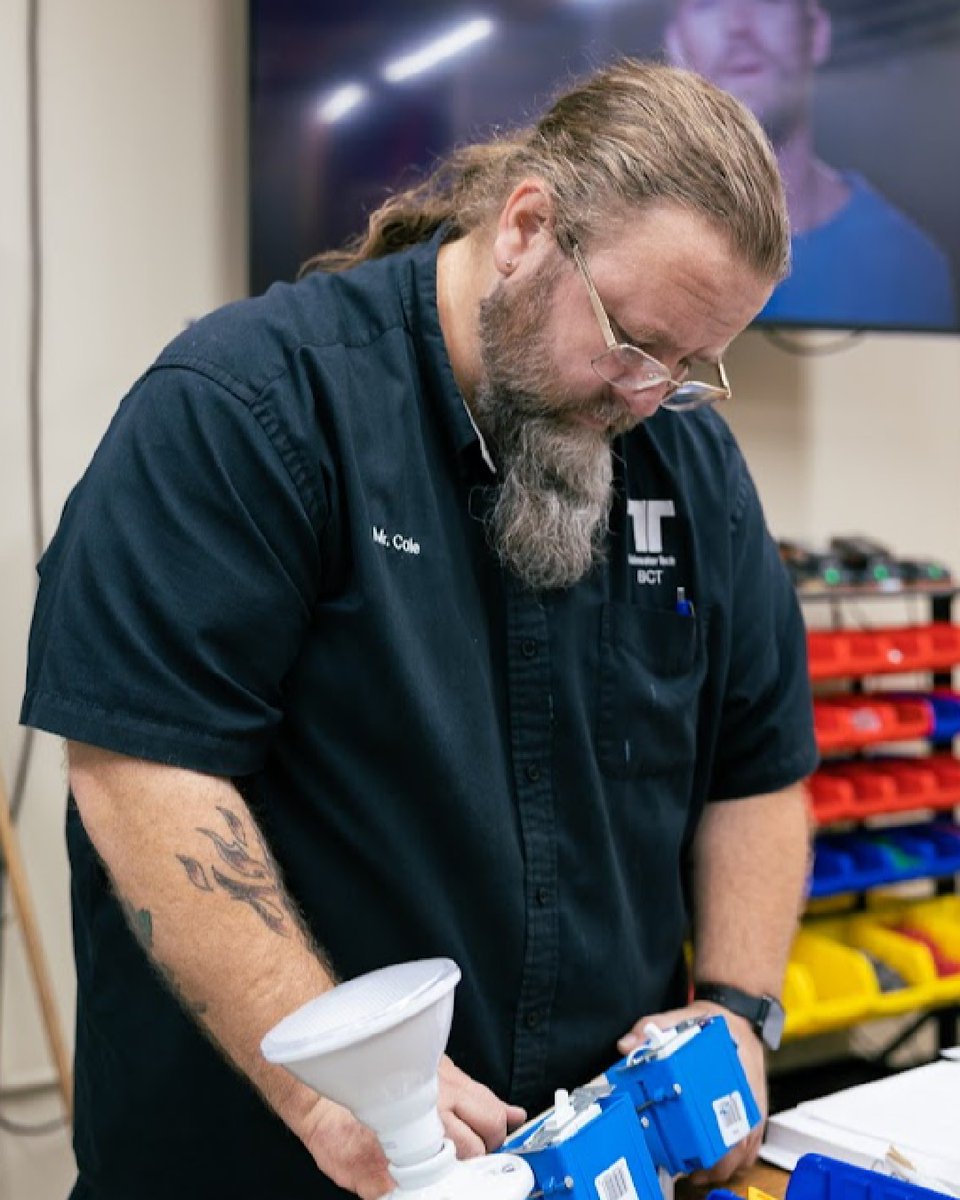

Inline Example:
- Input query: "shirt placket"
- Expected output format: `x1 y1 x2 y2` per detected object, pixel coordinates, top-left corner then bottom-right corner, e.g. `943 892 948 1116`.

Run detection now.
504 579 560 1107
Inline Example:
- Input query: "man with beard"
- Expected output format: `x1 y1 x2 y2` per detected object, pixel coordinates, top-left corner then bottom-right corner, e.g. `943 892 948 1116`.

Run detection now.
22 60 816 1200
664 0 957 329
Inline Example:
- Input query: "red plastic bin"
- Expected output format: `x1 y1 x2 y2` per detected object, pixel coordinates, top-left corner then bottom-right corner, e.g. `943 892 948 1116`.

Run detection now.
813 696 932 753
807 753 960 824
806 773 856 823
807 624 960 681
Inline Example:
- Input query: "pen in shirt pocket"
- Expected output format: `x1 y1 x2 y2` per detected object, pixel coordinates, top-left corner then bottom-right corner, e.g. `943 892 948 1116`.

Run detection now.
675 586 695 617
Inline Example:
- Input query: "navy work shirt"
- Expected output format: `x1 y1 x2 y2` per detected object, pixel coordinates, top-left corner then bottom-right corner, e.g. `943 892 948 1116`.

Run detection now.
22 229 817 1200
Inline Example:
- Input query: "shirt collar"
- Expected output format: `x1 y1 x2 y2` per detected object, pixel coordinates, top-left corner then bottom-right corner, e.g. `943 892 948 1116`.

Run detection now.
399 226 496 478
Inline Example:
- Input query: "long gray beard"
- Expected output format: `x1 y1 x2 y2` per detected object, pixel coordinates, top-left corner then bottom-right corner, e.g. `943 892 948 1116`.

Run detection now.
472 258 621 591
477 394 614 591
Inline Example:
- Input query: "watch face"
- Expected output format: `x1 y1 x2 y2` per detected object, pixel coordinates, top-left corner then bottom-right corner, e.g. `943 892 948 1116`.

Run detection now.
694 982 785 1048
761 998 785 1050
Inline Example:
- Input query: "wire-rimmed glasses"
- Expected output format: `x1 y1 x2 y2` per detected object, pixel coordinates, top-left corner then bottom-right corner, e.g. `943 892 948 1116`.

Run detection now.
570 241 731 412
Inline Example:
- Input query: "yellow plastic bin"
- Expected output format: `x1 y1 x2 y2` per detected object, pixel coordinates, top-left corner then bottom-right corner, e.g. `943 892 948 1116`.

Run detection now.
782 928 878 1039
844 899 960 1015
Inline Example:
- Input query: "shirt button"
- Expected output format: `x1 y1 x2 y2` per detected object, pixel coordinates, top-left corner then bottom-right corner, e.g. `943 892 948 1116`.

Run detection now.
521 638 538 658
525 1010 542 1029
536 887 550 906
525 763 541 783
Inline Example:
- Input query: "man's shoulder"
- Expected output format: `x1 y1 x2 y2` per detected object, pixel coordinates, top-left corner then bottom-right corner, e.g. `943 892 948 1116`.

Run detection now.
153 255 413 404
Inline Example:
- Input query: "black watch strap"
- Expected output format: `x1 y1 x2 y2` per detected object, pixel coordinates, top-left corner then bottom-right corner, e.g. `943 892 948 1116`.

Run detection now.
693 981 785 1050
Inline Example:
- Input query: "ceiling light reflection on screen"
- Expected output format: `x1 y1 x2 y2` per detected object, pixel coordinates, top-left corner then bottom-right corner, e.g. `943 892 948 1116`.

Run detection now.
381 17 496 84
317 83 368 124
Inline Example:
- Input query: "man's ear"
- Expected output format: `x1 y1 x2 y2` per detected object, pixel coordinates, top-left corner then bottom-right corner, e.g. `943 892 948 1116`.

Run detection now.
663 22 688 69
493 178 556 275
808 1 832 69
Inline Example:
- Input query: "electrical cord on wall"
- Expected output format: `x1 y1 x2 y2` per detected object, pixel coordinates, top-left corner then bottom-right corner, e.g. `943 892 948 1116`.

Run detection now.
0 1104 66 1138
5 0 45 828
762 326 866 356
0 0 66 1139
8 0 45 821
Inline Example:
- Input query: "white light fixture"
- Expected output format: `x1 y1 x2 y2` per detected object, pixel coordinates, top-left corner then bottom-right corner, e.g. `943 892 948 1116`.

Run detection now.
381 18 495 84
316 83 368 124
261 958 534 1200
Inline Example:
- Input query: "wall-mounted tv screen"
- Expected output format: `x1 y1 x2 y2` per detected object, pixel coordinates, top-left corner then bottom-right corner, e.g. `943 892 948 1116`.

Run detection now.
249 0 960 334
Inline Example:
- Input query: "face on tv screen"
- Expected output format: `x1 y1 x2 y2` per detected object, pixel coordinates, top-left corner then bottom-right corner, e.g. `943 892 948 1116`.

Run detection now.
249 0 960 333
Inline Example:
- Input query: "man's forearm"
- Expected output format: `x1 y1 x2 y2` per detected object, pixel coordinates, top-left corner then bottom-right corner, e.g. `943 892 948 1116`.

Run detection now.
67 741 334 1136
690 783 812 995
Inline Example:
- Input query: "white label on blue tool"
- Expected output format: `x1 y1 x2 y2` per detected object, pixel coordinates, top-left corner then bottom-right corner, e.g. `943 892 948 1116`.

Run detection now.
595 1156 641 1200
713 1090 750 1147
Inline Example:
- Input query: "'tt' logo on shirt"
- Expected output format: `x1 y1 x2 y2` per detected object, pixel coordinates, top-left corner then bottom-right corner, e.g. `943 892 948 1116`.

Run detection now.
626 498 677 586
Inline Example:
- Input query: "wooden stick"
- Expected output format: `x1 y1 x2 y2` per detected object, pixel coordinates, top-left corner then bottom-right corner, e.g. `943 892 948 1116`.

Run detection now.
0 769 73 1121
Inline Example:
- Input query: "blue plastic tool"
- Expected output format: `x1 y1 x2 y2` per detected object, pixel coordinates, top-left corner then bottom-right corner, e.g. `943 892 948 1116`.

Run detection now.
605 1016 761 1176
501 1014 760 1198
726 1153 959 1200
502 1088 661 1200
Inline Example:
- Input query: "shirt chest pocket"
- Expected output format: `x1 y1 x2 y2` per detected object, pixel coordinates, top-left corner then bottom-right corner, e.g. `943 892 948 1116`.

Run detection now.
596 602 708 780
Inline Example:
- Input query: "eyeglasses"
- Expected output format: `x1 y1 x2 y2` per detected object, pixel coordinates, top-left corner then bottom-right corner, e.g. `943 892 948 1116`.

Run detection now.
570 241 731 412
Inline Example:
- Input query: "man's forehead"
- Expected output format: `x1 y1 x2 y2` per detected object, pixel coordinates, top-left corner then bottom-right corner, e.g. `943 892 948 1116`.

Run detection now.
596 244 770 356
594 205 749 290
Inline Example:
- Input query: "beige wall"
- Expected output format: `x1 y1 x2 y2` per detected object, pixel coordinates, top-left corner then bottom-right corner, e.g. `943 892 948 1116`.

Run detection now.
725 330 960 571
1 3 959 1087
1 0 246 1087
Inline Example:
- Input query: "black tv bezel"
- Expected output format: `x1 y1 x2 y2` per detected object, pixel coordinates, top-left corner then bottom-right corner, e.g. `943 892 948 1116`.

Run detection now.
245 0 960 338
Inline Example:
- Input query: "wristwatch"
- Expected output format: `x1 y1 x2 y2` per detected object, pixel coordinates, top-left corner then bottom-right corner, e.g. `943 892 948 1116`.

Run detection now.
693 982 785 1050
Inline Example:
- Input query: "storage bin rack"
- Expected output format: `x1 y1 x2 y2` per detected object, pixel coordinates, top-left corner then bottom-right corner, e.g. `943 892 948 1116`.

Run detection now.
782 582 960 1046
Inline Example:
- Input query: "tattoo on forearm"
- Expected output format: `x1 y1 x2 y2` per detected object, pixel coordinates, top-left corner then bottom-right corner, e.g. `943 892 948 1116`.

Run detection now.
117 896 207 1016
177 856 213 891
176 805 294 937
120 898 154 951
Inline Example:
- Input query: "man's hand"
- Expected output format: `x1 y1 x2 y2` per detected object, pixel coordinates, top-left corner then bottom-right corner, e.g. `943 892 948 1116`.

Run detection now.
617 1000 766 1185
299 1058 526 1198
438 1056 527 1157
300 1098 394 1200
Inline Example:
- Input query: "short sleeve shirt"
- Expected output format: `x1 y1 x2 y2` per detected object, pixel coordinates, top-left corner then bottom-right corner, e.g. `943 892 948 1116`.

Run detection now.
22 229 818 1200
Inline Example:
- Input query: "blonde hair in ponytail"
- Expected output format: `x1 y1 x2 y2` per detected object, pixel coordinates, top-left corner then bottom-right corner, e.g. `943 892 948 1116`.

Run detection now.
300 58 789 281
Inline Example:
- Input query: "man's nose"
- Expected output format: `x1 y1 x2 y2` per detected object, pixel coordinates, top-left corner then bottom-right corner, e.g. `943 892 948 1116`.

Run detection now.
618 381 671 420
